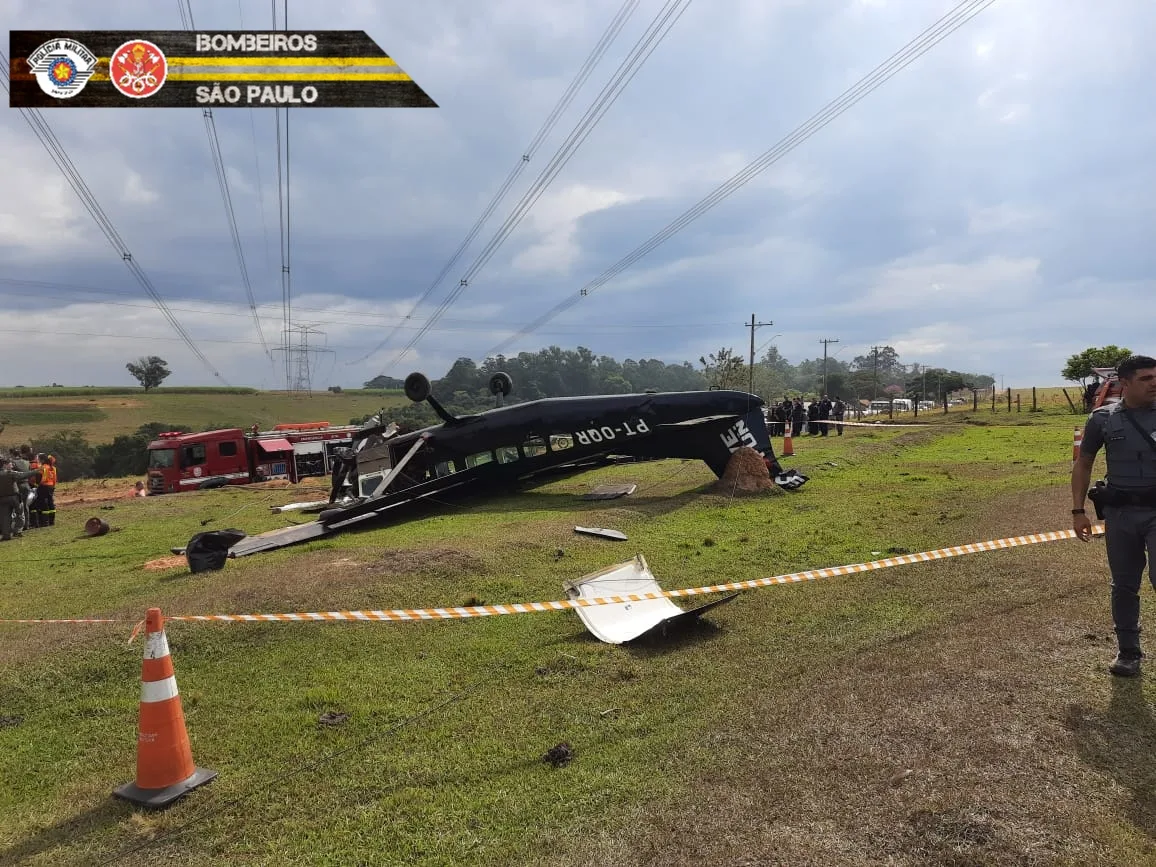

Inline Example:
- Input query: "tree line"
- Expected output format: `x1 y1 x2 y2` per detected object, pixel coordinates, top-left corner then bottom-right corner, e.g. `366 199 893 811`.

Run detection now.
366 344 998 403
359 344 998 429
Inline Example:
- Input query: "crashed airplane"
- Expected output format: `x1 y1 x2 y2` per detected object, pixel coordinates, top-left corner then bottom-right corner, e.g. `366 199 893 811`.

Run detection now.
218 372 807 558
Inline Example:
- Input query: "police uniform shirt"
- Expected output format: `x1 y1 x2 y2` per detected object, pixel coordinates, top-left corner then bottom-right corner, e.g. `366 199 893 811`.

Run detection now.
1080 399 1156 489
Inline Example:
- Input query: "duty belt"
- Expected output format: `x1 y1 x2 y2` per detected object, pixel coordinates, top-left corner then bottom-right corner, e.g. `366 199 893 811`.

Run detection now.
1089 483 1156 509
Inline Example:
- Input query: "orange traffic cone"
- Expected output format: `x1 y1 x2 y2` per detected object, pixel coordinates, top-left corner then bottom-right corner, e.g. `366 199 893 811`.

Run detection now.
1072 426 1082 466
782 422 794 457
114 608 216 808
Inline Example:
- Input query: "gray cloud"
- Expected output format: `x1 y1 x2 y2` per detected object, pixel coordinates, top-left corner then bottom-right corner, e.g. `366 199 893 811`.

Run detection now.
1 0 1153 390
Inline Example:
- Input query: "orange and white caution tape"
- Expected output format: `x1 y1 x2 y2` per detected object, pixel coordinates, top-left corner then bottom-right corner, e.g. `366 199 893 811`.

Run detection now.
808 419 946 428
0 525 1105 628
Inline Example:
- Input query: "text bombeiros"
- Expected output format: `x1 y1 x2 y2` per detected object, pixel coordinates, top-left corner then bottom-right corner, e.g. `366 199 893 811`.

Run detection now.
194 33 319 52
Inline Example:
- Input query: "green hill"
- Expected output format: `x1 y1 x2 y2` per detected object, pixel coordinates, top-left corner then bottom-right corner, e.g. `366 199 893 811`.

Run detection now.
0 387 408 448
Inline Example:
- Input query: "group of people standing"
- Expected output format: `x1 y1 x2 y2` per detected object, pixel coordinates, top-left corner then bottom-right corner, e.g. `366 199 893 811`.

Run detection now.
766 395 848 437
0 445 58 541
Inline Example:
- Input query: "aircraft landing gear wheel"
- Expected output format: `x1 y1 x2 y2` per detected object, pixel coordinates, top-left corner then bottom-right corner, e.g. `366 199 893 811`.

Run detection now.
404 372 431 403
489 372 513 397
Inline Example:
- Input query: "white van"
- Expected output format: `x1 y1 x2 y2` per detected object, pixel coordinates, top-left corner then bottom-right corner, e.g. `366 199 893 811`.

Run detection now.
868 398 913 414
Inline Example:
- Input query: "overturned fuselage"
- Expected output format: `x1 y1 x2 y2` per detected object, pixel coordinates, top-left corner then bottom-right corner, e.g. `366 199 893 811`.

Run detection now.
226 374 804 557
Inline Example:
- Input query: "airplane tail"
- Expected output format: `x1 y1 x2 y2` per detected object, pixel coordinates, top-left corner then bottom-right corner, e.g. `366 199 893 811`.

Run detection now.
707 406 807 491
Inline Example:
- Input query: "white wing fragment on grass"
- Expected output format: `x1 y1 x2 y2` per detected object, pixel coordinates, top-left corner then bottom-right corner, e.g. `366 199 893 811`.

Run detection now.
563 553 738 644
574 526 629 541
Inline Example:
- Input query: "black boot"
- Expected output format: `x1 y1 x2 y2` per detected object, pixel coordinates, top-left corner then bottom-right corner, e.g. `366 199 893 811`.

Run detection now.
1110 650 1143 677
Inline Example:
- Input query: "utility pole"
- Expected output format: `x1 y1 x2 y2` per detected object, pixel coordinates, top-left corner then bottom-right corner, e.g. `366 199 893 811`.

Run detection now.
819 337 839 395
871 345 881 399
745 314 773 396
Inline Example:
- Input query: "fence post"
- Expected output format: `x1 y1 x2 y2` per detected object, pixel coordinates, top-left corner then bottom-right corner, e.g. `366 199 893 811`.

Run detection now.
1006 387 1011 412
1032 386 1037 412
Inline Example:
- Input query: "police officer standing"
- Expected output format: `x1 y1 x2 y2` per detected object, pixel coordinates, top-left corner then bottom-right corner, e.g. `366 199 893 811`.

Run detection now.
1072 355 1156 676
832 397 847 436
8 447 32 535
0 457 36 541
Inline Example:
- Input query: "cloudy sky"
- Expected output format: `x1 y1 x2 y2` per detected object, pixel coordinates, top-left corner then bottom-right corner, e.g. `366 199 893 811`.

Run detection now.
1 0 1152 390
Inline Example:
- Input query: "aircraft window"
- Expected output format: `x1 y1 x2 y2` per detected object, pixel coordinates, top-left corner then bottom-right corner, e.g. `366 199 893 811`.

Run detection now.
496 446 520 465
549 434 573 451
433 460 459 478
523 436 547 458
466 451 494 468
218 441 238 457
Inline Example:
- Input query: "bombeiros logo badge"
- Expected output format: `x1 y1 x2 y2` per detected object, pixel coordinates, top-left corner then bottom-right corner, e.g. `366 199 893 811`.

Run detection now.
110 39 168 99
27 38 98 99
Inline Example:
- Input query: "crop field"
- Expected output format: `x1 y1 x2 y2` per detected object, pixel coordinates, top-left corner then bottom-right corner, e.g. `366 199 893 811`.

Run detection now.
3 410 1151 866
0 388 408 446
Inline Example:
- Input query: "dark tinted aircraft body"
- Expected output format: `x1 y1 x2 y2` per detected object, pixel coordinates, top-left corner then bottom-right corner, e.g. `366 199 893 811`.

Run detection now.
225 377 803 557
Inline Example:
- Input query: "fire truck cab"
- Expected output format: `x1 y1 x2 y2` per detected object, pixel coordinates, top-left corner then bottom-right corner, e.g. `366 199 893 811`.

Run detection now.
1089 367 1123 410
146 422 361 494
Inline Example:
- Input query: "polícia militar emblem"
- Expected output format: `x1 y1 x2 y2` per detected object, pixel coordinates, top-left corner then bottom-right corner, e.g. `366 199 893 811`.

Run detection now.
110 39 168 99
27 39 99 99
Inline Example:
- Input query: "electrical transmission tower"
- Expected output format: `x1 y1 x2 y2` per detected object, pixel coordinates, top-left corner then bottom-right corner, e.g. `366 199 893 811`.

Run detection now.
272 323 334 395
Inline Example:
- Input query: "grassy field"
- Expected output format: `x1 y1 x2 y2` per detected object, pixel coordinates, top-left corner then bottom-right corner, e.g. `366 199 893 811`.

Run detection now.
5 410 1148 866
0 388 408 447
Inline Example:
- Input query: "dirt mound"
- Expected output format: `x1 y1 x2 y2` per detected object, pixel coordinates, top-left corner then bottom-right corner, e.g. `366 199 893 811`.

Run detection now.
709 447 780 495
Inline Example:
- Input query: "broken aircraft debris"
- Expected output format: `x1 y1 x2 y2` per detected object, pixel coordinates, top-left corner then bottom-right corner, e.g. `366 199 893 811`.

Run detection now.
187 371 807 559
565 554 738 644
574 527 629 541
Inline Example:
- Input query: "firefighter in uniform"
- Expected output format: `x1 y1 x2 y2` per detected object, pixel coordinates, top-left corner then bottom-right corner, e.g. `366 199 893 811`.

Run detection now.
1072 355 1156 676
33 454 58 527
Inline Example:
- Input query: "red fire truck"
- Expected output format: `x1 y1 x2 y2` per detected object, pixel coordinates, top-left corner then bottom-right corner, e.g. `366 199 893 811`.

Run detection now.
146 421 363 494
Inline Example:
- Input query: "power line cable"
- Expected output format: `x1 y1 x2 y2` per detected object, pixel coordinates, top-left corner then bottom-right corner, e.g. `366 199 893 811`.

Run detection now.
272 0 292 388
486 0 999 357
237 0 277 282
178 0 272 359
376 0 696 376
346 0 641 366
0 50 228 384
284 2 294 387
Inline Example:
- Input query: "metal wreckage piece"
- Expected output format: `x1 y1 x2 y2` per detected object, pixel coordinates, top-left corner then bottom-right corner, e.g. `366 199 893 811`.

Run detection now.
564 554 738 644
181 371 808 561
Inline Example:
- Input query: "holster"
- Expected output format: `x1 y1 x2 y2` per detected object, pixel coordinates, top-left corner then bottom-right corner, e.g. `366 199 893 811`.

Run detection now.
1088 481 1156 519
1087 481 1108 521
